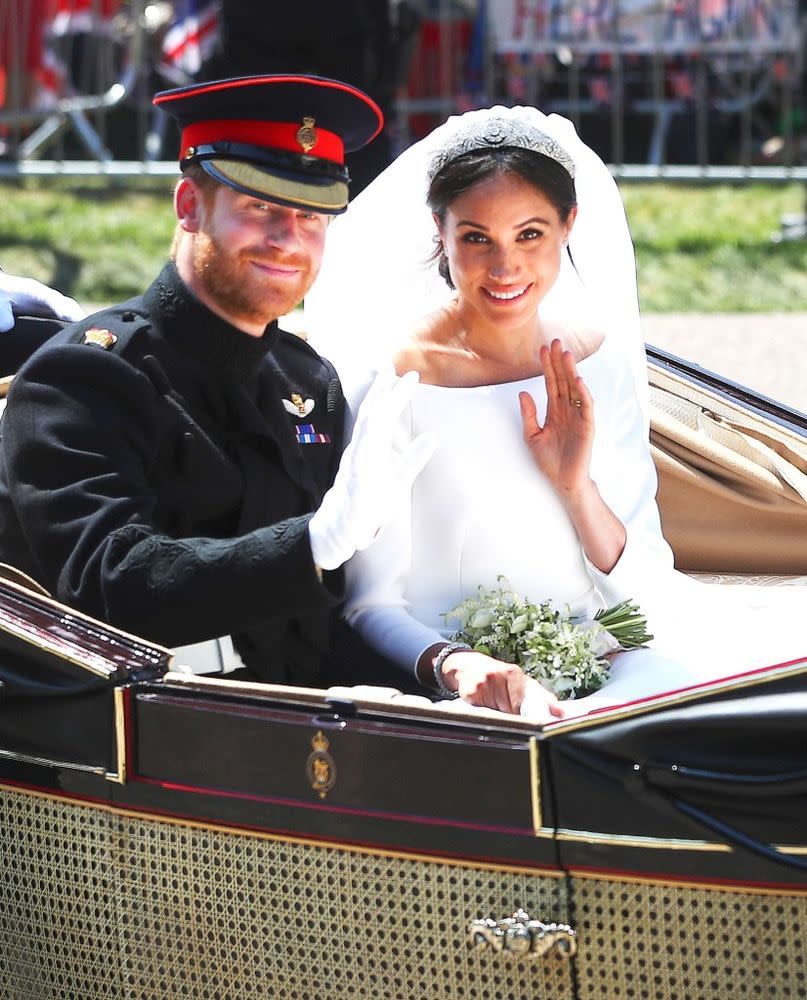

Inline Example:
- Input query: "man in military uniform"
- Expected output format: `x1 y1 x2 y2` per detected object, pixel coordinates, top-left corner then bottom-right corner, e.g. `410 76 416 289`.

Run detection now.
0 75 432 685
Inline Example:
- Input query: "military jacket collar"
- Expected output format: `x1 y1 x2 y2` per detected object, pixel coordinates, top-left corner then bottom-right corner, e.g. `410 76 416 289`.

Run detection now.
143 260 279 382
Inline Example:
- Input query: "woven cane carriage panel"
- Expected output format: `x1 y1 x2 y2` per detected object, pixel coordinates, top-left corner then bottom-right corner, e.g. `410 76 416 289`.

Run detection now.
119 814 574 1000
572 875 807 1000
0 787 574 1000
0 789 123 1000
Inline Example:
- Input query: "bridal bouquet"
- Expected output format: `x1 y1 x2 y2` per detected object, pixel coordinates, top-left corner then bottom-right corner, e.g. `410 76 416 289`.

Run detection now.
444 578 653 699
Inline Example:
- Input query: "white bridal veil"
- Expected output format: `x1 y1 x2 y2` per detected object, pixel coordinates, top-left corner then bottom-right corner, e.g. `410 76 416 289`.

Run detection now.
305 104 650 417
306 104 807 715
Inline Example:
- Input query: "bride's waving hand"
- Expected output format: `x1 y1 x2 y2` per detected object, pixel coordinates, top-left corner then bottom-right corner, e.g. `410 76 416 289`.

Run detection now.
521 339 627 576
520 339 594 495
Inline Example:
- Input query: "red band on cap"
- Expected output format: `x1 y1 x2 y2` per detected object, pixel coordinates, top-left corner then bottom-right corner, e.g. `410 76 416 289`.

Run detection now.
181 119 344 163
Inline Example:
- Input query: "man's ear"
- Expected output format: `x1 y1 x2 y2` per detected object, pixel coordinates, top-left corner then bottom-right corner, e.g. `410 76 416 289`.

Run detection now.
174 176 205 233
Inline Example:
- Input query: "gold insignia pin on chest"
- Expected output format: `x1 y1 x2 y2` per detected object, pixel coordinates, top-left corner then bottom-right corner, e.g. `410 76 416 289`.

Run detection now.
83 328 117 349
296 116 317 153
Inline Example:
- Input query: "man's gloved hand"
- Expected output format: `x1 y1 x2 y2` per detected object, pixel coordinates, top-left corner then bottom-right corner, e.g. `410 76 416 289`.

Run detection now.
309 366 436 571
0 272 85 333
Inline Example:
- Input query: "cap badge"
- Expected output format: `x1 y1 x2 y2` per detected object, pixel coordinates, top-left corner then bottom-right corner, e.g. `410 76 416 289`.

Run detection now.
83 328 117 350
283 393 315 417
296 116 318 153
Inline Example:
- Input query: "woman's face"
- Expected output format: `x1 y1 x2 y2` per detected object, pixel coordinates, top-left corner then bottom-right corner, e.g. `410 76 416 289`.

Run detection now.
436 170 576 332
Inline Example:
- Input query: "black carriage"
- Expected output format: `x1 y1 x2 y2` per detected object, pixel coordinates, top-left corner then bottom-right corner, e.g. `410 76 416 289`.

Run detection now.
1 347 805 1000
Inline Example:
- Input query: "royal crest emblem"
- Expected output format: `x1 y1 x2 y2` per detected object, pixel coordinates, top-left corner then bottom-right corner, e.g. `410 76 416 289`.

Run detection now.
306 730 337 799
296 116 318 153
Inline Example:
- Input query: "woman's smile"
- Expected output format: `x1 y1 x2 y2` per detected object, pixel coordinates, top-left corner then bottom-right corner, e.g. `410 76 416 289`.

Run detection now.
482 283 533 303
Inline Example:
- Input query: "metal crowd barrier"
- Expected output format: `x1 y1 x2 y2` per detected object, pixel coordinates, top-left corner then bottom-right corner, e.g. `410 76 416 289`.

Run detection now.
397 0 807 183
0 0 804 182
0 0 191 173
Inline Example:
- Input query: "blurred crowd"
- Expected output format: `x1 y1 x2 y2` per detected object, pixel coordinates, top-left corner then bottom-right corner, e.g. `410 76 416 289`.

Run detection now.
0 0 434 189
0 1 804 175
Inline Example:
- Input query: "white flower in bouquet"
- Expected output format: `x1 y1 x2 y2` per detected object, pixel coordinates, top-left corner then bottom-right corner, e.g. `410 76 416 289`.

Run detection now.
444 578 653 700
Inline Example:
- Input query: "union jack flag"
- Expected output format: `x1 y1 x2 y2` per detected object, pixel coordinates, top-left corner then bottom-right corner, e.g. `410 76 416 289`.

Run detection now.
162 0 221 77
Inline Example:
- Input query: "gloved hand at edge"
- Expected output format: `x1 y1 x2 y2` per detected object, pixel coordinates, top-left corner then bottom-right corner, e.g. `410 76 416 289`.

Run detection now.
0 271 86 333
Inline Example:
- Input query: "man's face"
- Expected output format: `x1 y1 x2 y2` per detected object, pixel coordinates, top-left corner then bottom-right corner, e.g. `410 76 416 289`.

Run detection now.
191 184 329 334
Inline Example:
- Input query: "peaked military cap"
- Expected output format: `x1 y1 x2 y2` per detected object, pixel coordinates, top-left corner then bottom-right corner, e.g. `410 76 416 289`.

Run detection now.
153 74 383 215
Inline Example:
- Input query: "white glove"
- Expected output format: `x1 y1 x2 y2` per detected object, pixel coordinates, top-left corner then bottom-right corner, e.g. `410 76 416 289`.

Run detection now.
0 272 85 333
309 366 436 571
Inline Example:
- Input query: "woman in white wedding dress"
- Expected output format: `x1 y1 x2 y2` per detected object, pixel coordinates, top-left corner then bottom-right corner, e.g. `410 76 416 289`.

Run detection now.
306 107 806 721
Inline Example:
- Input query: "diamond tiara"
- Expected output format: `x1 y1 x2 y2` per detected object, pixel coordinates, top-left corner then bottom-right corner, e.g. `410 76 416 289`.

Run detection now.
427 116 575 182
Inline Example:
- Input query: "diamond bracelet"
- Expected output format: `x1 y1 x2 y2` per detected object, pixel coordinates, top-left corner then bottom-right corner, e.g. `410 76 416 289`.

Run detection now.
432 642 472 700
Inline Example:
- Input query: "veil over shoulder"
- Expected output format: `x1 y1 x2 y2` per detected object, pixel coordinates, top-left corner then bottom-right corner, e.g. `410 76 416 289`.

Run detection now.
305 105 650 416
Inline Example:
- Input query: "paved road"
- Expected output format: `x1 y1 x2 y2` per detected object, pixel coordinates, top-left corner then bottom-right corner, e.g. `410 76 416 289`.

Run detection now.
643 313 806 415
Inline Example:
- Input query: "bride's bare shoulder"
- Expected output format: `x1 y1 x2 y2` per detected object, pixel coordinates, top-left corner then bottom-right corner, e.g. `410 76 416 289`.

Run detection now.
393 309 452 379
543 320 606 361
393 337 428 376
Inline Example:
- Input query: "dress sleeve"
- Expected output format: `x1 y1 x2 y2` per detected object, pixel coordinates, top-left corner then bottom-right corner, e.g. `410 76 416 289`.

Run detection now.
344 533 445 677
342 384 445 677
1 345 335 647
584 349 674 607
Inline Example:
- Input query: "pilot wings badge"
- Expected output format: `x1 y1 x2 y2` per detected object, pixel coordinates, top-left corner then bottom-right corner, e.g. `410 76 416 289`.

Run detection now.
283 393 315 417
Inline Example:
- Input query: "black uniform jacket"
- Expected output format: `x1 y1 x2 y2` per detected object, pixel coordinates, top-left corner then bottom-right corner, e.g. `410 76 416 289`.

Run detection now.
0 261 345 685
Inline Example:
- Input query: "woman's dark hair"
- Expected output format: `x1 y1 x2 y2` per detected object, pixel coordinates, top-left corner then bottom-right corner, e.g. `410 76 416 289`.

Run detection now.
427 146 577 289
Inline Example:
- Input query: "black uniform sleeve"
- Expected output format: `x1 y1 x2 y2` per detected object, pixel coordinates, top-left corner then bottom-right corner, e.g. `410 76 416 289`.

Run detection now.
2 344 336 647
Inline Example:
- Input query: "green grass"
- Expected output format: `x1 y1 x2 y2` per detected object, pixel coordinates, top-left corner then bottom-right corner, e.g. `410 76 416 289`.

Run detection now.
0 177 805 312
621 182 807 312
0 178 176 306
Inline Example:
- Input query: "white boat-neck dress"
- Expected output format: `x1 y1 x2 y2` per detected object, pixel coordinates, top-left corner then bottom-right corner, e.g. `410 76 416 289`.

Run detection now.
346 341 673 667
343 338 806 716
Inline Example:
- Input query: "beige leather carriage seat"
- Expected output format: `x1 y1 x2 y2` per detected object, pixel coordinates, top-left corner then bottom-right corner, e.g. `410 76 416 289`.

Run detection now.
648 360 807 578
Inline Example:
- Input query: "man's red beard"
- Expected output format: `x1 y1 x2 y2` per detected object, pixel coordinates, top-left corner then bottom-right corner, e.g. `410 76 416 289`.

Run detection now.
193 231 305 328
